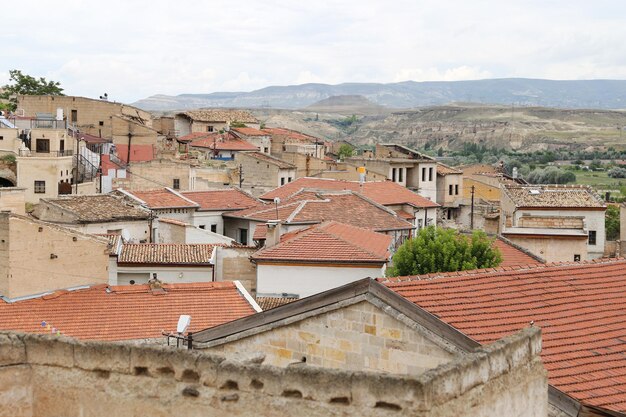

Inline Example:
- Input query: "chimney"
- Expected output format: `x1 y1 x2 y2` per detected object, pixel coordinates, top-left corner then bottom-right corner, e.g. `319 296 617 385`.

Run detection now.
265 220 283 248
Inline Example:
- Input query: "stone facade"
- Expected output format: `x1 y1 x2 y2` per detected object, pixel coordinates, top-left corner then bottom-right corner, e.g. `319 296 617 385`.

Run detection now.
518 215 584 229
113 159 197 191
0 327 547 417
214 246 258 295
208 300 454 373
0 213 109 298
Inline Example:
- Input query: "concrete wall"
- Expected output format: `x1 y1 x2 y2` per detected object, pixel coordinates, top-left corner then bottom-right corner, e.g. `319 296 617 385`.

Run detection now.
235 153 295 196
114 159 195 192
214 246 257 295
192 211 226 234
256 263 385 298
0 187 26 215
436 174 462 207
280 152 328 178
0 127 22 154
157 220 234 245
16 156 75 203
0 214 109 299
209 300 455 373
0 327 547 417
114 265 213 285
504 236 588 263
70 221 150 243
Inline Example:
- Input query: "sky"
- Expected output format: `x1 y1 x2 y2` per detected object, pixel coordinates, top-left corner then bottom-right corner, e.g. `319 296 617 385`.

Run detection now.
1 0 626 103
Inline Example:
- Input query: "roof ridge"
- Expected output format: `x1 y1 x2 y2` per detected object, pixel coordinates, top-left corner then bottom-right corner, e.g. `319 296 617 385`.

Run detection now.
320 222 389 260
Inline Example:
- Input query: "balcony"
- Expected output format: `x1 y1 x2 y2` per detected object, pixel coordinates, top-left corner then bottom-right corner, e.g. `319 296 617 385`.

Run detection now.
18 149 74 157
30 119 67 129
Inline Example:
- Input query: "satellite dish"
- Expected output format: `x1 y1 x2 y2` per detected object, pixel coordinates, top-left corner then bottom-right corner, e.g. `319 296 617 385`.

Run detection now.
177 315 191 334
273 197 281 205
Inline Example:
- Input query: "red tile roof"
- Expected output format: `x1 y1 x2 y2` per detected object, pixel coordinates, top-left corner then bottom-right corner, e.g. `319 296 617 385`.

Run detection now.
181 189 259 211
493 237 543 267
177 132 212 143
126 188 199 209
189 132 259 151
260 177 438 208
0 282 256 341
256 296 298 311
381 259 626 413
118 243 218 265
252 221 392 264
229 191 414 239
114 144 155 163
262 127 321 143
232 127 268 137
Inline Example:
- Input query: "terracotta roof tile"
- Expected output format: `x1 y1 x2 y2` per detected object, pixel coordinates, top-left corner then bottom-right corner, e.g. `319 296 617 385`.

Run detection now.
381 259 626 413
181 188 260 211
493 237 544 267
232 127 269 136
261 127 321 143
504 185 606 208
119 243 218 265
260 177 438 208
252 221 392 263
256 296 298 311
127 188 199 209
179 110 258 123
0 282 255 341
40 195 150 223
437 163 462 176
189 133 259 151
230 191 414 239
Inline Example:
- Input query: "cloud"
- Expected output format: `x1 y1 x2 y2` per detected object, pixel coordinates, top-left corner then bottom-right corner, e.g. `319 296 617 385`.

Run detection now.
1 0 625 101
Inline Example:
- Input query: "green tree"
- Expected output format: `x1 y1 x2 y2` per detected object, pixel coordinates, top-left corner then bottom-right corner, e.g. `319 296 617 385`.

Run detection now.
0 69 64 111
386 227 502 277
606 205 620 241
337 143 355 159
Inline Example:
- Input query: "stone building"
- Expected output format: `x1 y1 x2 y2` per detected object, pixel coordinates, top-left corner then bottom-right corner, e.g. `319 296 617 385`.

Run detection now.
501 185 606 260
234 151 296 196
436 163 463 222
232 127 272 154
113 159 198 192
0 212 110 299
263 127 325 159
32 194 152 242
174 110 259 137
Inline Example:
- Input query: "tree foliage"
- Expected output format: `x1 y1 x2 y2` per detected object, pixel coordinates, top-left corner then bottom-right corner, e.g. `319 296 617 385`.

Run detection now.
606 205 620 241
386 227 502 277
608 167 626 179
526 166 576 184
0 70 64 111
337 143 355 159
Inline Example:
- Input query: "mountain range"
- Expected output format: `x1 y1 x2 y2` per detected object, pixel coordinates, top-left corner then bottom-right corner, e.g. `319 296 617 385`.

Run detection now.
131 78 626 111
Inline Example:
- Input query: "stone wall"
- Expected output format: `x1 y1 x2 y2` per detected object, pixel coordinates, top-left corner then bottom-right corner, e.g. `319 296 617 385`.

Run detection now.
215 246 257 295
207 300 455 374
518 215 585 229
114 159 195 191
0 327 547 417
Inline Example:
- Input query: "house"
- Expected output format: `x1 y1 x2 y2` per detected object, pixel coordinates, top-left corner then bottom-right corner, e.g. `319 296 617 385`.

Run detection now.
156 218 235 245
181 188 260 234
187 131 260 160
189 279 546 416
260 177 439 229
32 194 152 242
117 187 199 224
501 185 606 260
174 109 259 137
234 151 297 196
224 190 414 247
381 258 626 417
263 127 325 159
252 221 392 298
0 280 258 341
0 212 109 299
113 243 219 285
231 127 271 154
436 163 463 222
112 158 198 191
345 143 438 201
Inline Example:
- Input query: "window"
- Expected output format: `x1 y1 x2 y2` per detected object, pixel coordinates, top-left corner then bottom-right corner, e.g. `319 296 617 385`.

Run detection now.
239 228 248 245
70 110 78 123
207 125 214 132
422 167 426 181
263 147 269 153
281 177 285 185
588 230 597 245
210 224 217 233
0 136 3 140
34 180 45 194
199 225 205 229
574 254 581 262
455 184 459 195
391 168 396 182
99 121 104 126
447 209 452 220
172 179 180 190
429 167 433 181
36 139 50 153
288 177 292 183
449 184 453 195
417 219 423 230
399 168 403 182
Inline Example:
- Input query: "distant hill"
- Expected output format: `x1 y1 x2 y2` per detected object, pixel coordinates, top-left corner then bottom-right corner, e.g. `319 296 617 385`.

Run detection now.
131 78 626 111
305 95 391 115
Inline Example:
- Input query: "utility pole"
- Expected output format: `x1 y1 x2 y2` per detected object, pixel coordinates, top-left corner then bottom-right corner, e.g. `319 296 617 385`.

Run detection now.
238 164 243 188
470 185 475 230
74 123 79 195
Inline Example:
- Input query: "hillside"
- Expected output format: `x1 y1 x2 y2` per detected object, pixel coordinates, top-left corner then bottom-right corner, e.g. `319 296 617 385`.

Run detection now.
254 105 626 153
305 95 392 115
132 78 626 111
